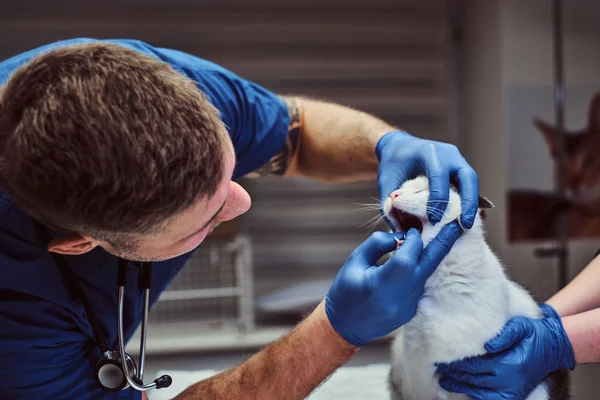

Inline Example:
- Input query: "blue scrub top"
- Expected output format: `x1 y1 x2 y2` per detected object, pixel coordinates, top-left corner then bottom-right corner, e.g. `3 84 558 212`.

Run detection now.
0 38 290 399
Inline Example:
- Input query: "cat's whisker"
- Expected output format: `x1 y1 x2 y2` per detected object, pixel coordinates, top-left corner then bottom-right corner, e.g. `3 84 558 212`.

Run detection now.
360 214 386 230
398 198 450 207
355 202 383 208
360 212 385 226
367 224 387 234
366 221 385 232
353 204 384 212
384 199 449 221
424 205 448 213
425 212 446 220
424 207 448 219
354 204 381 209
363 209 379 218
390 198 451 205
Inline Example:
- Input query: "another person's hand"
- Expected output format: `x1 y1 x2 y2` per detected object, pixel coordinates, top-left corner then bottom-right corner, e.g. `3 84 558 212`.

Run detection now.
435 311 576 400
325 222 462 347
376 130 479 229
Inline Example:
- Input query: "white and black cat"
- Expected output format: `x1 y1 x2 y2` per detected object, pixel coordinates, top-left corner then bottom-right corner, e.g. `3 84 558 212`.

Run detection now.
383 176 569 400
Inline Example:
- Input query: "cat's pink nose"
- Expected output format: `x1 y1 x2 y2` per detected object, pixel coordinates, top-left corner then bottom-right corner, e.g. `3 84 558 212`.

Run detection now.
391 191 402 199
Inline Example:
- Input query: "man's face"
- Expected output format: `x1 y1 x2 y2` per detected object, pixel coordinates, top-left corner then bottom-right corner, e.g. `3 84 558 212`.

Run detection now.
103 141 251 261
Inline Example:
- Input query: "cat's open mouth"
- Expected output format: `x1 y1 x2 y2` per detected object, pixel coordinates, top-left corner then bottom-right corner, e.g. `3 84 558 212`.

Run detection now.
390 208 423 233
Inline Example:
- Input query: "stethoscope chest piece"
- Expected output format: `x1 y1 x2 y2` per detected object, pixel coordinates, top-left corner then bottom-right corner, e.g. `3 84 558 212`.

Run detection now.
95 350 138 392
35 222 172 394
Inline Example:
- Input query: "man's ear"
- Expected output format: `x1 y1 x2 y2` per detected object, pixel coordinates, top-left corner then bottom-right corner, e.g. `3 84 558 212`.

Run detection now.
47 233 100 255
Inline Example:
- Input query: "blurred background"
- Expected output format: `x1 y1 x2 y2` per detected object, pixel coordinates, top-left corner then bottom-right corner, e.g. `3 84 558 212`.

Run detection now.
3 0 600 398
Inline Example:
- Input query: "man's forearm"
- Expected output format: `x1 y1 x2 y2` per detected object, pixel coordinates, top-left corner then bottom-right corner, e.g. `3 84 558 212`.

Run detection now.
172 302 358 400
562 308 600 364
546 255 600 317
281 96 394 183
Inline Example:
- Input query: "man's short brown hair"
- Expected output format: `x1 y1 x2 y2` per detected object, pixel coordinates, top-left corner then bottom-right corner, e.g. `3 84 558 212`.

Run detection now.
0 42 227 246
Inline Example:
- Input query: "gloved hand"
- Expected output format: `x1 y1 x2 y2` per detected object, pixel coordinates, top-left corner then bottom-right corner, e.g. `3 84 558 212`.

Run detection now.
325 222 462 347
376 130 479 229
435 313 576 400
539 302 561 320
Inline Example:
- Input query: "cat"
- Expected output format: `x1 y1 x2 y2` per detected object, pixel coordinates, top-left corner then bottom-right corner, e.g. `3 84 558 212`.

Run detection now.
508 91 600 241
534 92 600 209
384 176 570 400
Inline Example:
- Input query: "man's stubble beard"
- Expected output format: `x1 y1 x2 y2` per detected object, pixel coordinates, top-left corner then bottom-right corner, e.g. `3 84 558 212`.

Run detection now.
207 220 222 236
108 220 224 262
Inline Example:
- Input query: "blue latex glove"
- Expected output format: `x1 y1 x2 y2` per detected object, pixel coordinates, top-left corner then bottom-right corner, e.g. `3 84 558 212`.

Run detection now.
325 222 462 347
540 302 561 320
376 130 479 228
435 314 576 400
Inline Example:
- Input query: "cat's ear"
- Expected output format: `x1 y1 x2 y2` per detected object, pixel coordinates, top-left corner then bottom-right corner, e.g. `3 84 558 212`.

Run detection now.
478 196 494 209
533 118 558 156
588 92 600 132
478 196 494 220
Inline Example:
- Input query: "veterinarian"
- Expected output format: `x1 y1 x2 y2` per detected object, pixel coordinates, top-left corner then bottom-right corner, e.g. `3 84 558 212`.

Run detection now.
0 38 477 399
436 266 600 396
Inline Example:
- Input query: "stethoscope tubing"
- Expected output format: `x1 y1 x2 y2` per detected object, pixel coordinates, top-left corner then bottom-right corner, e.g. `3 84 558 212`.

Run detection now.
118 284 156 391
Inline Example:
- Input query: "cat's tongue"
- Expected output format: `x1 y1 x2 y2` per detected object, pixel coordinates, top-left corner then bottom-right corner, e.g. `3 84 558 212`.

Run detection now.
391 209 424 234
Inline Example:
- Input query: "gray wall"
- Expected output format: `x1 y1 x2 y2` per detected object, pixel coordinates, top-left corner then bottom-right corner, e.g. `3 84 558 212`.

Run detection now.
460 0 600 300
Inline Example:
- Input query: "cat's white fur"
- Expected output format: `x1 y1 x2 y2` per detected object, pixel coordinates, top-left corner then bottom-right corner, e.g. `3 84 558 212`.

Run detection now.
385 176 549 400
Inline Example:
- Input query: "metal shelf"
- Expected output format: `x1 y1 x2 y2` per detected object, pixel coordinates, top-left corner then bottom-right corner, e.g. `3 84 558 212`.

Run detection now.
138 235 256 353
158 287 244 301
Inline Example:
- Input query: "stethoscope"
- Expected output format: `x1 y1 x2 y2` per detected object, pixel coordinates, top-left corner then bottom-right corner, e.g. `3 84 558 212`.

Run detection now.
35 222 172 393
